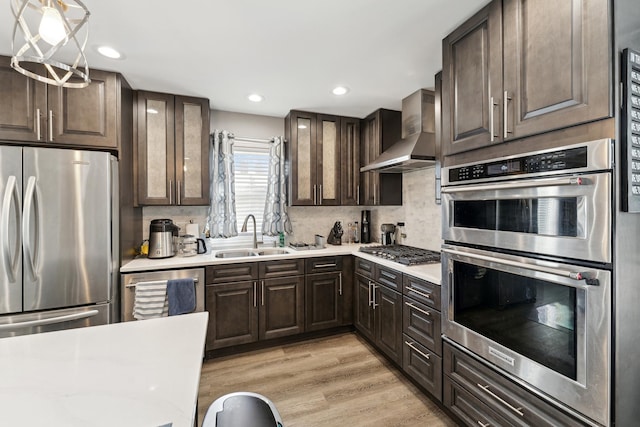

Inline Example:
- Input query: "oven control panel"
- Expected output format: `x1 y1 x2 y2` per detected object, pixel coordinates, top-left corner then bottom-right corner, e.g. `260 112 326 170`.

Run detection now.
448 147 588 183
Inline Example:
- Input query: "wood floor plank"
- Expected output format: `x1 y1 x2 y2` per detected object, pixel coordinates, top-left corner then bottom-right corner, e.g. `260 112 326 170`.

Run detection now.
198 332 457 426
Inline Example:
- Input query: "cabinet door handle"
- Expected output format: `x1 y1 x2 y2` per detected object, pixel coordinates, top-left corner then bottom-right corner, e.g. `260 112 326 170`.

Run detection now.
489 96 498 142
313 184 317 205
503 91 512 138
169 179 173 205
477 383 524 417
177 180 181 205
261 280 265 306
253 281 257 307
405 302 430 316
371 284 378 309
356 185 360 205
319 184 323 205
339 272 342 296
368 281 372 307
407 286 432 300
405 341 430 360
374 183 377 205
48 110 54 141
35 108 41 141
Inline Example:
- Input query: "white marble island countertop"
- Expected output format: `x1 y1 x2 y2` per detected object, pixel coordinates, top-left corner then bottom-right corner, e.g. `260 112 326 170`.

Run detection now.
0 312 208 427
122 244 442 285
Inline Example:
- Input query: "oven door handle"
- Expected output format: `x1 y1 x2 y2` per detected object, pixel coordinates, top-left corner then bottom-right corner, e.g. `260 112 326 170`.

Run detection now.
441 176 588 194
442 248 599 286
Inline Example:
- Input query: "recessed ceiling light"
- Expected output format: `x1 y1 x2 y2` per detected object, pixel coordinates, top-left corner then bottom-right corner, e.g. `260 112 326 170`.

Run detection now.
97 46 122 59
248 94 264 102
332 86 349 96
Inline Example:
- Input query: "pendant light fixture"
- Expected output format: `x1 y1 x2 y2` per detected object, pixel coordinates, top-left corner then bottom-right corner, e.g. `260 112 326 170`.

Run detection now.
11 0 91 88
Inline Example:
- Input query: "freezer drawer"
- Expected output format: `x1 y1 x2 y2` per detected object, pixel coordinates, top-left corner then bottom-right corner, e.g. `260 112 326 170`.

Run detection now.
0 304 110 339
121 268 205 322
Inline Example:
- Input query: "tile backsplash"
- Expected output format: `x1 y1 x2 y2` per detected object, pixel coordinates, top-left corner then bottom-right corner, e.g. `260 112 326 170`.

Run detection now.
141 168 442 251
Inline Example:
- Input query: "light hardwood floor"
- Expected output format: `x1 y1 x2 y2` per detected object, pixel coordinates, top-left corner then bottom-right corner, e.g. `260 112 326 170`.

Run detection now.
198 333 457 426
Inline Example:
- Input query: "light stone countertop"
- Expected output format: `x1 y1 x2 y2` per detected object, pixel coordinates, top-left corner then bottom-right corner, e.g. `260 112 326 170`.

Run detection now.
121 244 442 285
0 312 208 427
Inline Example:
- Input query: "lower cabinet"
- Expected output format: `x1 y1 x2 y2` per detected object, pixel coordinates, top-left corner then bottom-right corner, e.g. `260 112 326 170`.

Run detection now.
443 342 585 427
305 256 353 331
205 260 304 351
354 271 403 365
403 335 443 402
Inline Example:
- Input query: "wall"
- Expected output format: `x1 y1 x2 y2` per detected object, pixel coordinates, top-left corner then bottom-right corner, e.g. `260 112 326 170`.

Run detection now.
142 110 442 252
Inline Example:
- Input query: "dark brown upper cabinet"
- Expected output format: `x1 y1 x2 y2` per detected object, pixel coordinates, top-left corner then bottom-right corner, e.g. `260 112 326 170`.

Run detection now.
286 110 360 206
0 55 121 150
136 91 210 206
442 0 611 157
360 109 403 206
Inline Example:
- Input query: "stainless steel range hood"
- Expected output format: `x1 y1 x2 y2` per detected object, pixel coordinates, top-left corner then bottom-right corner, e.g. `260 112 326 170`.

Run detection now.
361 89 436 173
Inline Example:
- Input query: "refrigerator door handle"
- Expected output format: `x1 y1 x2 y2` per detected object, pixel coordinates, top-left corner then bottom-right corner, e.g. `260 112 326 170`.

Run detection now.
22 176 42 282
0 310 100 331
1 176 21 282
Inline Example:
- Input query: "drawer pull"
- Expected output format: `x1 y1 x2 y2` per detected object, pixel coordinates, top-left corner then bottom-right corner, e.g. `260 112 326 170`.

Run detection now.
478 421 490 427
314 263 337 268
405 341 430 360
477 383 524 417
407 286 432 300
405 302 430 316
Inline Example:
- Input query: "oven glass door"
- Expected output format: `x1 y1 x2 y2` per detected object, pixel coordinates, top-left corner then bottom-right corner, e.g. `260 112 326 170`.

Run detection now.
442 245 611 425
441 172 611 263
453 257 579 380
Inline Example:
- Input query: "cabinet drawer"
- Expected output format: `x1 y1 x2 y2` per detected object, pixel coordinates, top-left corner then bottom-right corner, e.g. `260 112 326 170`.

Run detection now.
259 259 304 278
354 257 374 278
306 256 343 274
403 296 441 355
403 334 442 402
443 375 510 427
206 263 258 284
444 343 584 427
374 265 402 291
403 275 440 310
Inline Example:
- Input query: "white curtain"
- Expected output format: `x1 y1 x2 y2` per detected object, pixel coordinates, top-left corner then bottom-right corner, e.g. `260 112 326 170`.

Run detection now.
206 130 238 238
262 136 292 236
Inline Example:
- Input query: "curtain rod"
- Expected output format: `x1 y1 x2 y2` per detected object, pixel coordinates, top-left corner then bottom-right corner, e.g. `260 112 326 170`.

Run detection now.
233 136 287 144
234 136 272 143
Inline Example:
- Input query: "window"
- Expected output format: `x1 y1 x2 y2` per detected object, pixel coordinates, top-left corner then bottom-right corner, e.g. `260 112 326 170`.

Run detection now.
233 140 270 231
208 139 276 248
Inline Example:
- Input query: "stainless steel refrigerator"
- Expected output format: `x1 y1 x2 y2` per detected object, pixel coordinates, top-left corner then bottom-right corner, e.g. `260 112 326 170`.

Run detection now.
0 146 118 338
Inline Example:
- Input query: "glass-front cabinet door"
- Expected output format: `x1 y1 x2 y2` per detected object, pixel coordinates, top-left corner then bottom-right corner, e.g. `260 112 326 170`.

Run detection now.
289 111 317 206
317 114 340 206
137 91 175 205
175 96 210 205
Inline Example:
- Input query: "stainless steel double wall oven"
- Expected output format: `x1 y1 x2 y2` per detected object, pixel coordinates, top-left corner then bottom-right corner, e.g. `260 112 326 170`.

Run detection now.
441 139 613 426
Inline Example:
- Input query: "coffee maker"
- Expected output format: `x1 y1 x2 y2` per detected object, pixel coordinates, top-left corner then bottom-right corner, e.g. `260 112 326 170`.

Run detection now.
148 219 179 258
360 210 371 243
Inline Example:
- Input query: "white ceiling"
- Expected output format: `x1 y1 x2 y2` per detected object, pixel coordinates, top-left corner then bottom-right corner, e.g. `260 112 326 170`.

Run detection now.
0 0 489 118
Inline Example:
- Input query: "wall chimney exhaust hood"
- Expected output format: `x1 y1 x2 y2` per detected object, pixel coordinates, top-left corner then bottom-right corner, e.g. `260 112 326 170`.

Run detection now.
361 89 436 173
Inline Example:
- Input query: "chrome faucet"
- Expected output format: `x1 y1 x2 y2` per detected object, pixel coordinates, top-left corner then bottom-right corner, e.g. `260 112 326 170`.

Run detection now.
241 214 261 249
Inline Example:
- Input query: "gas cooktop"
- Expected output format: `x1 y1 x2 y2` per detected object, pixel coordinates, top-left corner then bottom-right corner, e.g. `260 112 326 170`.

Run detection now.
359 245 441 266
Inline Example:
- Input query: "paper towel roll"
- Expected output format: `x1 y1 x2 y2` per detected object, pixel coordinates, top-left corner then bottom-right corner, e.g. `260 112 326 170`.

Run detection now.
186 223 199 237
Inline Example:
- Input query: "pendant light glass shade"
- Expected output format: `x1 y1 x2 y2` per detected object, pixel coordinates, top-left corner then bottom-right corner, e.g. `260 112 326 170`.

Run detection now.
11 0 91 88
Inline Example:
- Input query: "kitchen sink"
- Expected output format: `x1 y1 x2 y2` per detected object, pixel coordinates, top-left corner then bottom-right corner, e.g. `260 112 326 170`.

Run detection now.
256 248 291 256
213 248 292 258
214 249 259 258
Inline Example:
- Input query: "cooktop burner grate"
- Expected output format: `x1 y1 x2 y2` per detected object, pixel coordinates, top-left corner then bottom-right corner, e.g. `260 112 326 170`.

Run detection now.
359 245 441 265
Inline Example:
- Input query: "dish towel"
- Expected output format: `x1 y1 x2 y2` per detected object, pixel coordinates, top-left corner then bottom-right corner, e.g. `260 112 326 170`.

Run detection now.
133 280 168 320
167 278 196 316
